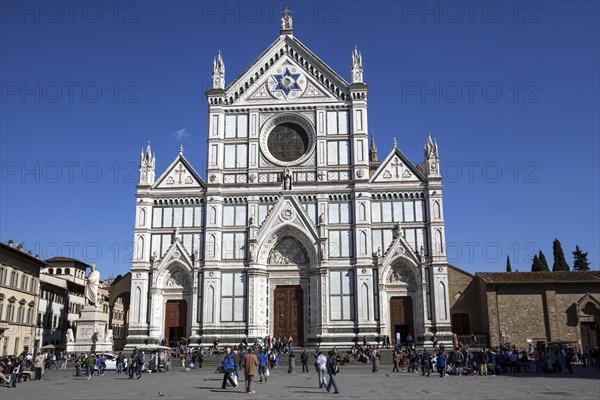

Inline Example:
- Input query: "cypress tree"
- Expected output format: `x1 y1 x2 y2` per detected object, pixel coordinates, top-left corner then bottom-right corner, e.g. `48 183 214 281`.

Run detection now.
506 255 512 272
538 251 550 271
532 255 542 272
552 239 570 271
572 245 591 271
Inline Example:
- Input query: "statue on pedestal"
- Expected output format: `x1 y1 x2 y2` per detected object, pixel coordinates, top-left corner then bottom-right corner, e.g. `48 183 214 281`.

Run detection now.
85 264 100 307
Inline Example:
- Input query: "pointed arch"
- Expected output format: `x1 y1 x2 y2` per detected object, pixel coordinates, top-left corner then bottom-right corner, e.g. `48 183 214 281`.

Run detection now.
209 206 217 224
138 208 146 226
136 235 145 260
359 202 366 221
134 286 142 324
438 281 448 319
359 230 367 255
360 282 370 321
433 201 441 219
435 229 444 253
206 285 215 323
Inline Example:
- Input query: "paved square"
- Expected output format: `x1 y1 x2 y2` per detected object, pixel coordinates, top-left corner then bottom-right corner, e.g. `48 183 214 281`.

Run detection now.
1 364 598 399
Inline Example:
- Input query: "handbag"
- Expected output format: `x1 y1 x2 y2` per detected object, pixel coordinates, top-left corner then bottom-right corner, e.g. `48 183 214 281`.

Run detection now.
335 364 340 374
265 368 270 377
189 362 195 369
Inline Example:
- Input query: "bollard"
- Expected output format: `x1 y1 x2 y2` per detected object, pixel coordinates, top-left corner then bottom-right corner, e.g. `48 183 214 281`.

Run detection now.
288 352 296 374
372 356 379 373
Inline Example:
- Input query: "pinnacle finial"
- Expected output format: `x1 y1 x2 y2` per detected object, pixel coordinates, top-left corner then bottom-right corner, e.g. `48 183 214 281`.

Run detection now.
280 6 293 34
393 138 397 148
179 144 184 154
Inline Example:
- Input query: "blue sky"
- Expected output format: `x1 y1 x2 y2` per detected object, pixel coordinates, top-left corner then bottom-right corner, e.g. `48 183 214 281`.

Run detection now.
1 1 598 278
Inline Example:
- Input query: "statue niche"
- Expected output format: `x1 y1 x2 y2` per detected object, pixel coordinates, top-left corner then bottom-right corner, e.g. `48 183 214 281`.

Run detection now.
269 236 309 265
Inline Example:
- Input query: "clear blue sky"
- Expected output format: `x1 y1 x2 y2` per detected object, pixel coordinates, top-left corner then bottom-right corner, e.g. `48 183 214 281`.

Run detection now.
1 1 598 278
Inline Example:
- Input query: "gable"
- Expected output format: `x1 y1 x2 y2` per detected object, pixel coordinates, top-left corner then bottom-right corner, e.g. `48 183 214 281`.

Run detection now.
154 154 205 189
224 35 349 106
371 148 425 183
237 56 338 105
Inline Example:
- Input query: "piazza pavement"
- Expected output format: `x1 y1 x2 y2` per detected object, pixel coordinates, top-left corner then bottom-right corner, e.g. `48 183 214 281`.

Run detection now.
1 361 599 399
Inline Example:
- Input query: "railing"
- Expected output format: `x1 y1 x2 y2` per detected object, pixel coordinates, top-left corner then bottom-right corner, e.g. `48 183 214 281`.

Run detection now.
456 334 488 349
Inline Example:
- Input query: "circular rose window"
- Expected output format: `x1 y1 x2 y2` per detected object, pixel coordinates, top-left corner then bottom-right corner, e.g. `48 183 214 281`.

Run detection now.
260 114 315 166
267 123 309 163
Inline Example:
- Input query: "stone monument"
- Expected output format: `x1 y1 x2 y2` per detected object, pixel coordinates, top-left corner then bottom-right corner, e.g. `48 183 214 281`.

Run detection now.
66 264 114 353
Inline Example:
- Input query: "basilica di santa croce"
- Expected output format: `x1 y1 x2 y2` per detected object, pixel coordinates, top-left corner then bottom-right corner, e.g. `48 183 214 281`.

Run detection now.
125 12 453 349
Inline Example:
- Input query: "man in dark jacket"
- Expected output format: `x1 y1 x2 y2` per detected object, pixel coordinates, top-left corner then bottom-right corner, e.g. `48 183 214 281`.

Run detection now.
325 351 340 394
422 349 431 376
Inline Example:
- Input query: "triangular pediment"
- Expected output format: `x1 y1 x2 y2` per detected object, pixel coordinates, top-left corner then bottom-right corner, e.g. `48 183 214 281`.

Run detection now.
154 153 205 189
371 148 425 183
224 35 349 105
254 194 320 265
156 237 194 271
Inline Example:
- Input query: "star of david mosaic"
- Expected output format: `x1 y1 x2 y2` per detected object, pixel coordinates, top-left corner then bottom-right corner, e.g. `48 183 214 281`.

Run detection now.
272 68 301 97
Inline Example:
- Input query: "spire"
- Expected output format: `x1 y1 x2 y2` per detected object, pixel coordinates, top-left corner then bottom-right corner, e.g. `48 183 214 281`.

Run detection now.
369 133 381 177
212 50 225 90
369 133 378 162
423 131 440 178
393 137 397 149
179 144 184 155
280 7 293 35
351 45 363 83
139 140 156 186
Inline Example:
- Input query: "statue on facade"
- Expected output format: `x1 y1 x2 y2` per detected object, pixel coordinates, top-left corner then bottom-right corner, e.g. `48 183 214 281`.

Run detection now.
106 329 114 344
66 328 74 343
85 264 100 307
281 7 293 31
283 167 292 190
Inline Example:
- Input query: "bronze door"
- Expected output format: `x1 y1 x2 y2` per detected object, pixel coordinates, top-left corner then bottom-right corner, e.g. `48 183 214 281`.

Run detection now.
273 286 304 346
390 296 414 344
164 300 187 347
451 313 471 335
581 322 600 348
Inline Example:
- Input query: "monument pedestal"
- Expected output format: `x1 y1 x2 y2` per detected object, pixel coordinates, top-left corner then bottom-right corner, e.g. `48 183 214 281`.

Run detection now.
66 305 113 354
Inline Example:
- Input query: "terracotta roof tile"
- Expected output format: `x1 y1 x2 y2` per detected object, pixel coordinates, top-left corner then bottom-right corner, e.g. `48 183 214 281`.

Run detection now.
477 271 600 284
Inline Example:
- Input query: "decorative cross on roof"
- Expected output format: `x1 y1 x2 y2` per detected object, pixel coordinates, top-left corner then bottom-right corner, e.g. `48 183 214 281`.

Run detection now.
174 163 186 184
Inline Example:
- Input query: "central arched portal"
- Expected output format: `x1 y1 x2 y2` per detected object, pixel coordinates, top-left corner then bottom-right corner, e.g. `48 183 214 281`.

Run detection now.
164 299 187 347
390 296 414 345
269 236 308 346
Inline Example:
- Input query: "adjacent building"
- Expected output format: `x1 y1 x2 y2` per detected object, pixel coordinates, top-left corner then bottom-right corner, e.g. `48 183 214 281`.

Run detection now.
0 241 42 356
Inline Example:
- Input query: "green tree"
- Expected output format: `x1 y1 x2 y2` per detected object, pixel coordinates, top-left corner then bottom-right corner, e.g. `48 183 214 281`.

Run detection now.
552 238 570 271
572 245 591 271
506 255 512 272
539 251 550 271
532 255 544 272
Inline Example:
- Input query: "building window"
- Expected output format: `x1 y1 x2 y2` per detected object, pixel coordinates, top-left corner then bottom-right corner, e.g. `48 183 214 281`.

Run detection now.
223 144 248 168
0 267 6 285
327 202 352 224
27 307 33 324
220 272 245 322
327 140 349 165
328 230 353 258
224 114 248 138
152 206 203 228
222 232 246 260
17 305 25 323
9 271 17 287
223 205 247 226
329 270 354 320
21 275 28 291
6 303 15 322
0 301 3 321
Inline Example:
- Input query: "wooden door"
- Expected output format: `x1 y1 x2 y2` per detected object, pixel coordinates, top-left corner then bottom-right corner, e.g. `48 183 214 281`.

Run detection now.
273 286 304 346
451 313 471 335
164 300 187 347
581 322 600 348
390 296 414 344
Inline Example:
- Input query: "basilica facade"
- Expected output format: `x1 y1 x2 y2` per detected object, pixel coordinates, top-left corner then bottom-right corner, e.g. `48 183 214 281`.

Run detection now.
126 13 452 349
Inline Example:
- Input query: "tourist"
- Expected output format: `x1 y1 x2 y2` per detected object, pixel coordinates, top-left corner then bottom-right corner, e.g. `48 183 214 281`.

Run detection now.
437 351 446 378
34 352 44 380
315 351 329 389
135 351 145 379
85 353 95 380
300 349 309 372
220 348 237 390
10 360 21 388
241 347 259 394
258 350 268 382
325 350 340 394
422 348 431 376
116 352 124 375
392 350 400 372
